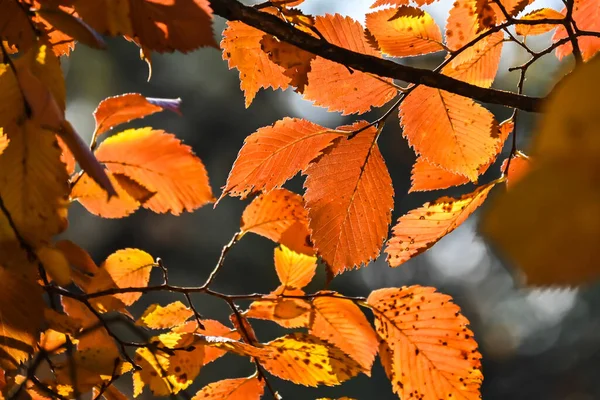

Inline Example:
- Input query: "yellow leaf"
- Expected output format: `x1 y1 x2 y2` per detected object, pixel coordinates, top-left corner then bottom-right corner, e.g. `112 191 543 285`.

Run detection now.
368 286 482 400
0 268 44 370
258 333 362 387
310 294 378 374
274 245 317 289
365 7 444 57
386 183 495 267
137 301 194 329
515 8 564 36
87 248 155 307
192 376 265 400
0 119 69 246
246 288 312 328
37 246 72 287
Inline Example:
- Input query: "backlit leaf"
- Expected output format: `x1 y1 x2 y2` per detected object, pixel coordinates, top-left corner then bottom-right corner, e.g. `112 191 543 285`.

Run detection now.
37 245 72 287
94 128 214 214
0 0 36 51
409 118 513 192
442 31 504 88
515 8 564 36
500 153 531 189
371 0 435 7
304 122 394 274
174 320 241 365
274 245 317 289
399 86 500 180
446 0 489 62
94 93 182 136
368 286 482 400
240 188 313 255
553 1 600 61
310 295 378 373
222 118 343 199
246 288 312 328
55 240 98 275
87 248 155 307
386 183 495 267
138 301 194 330
192 376 265 400
221 20 292 107
365 7 444 57
0 269 44 370
260 35 315 92
302 14 398 115
36 7 107 50
258 333 362 387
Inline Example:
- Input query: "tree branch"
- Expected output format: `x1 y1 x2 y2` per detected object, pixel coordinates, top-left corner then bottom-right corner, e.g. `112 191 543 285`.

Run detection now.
209 0 543 112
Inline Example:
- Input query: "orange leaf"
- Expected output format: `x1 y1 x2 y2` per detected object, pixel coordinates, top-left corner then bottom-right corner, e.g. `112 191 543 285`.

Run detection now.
36 6 107 50
258 333 362 387
94 93 182 136
446 0 490 62
221 21 292 107
260 35 315 93
365 7 444 57
515 8 564 36
137 301 194 329
409 118 513 192
246 288 312 328
240 188 313 255
553 1 600 61
87 248 155 307
500 152 531 189
0 0 36 51
399 86 499 180
94 128 214 214
56 135 75 175
302 14 398 115
309 294 378 373
192 376 265 400
386 183 495 267
174 320 241 365
442 31 504 88
55 240 98 275
222 118 343 199
73 0 217 52
304 122 394 274
274 245 317 289
368 286 482 400
72 171 143 218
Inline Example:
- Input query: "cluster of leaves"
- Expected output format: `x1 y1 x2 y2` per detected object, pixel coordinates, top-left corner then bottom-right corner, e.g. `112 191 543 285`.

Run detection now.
0 0 598 399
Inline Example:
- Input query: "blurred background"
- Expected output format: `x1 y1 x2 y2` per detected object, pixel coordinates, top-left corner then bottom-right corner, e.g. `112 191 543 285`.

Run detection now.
60 0 600 398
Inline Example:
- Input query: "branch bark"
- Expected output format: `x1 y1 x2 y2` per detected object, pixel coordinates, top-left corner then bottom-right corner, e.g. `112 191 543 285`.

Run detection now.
210 0 544 112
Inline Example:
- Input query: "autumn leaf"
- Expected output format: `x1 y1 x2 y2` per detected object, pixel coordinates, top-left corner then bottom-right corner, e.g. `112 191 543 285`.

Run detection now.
222 20 294 107
260 35 315 92
36 6 107 50
0 0 36 52
553 0 600 61
94 93 182 136
258 333 363 387
500 153 531 188
386 183 495 267
137 301 195 330
174 320 241 365
365 7 444 57
87 248 155 308
302 14 398 115
222 118 343 199
240 188 314 255
246 288 312 328
408 118 513 192
442 31 504 88
309 295 378 373
304 122 394 274
273 245 317 289
446 0 490 61
192 376 265 400
73 0 217 52
369 286 482 399
515 8 564 36
37 245 72 287
91 128 213 215
399 86 500 180
0 269 44 370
